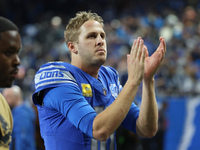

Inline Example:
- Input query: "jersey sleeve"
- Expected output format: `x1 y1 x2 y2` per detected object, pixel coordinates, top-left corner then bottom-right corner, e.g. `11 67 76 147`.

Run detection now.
32 62 78 105
43 85 97 138
121 102 140 133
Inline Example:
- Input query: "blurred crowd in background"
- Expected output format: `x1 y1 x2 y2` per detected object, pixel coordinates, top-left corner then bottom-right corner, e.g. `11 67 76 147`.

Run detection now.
1 0 200 149
1 0 200 98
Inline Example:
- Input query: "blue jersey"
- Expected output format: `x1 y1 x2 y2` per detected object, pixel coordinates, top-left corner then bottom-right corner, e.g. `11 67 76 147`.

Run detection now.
32 61 140 150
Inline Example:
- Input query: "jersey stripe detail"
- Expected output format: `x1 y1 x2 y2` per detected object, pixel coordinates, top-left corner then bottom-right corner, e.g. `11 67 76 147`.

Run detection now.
35 63 78 90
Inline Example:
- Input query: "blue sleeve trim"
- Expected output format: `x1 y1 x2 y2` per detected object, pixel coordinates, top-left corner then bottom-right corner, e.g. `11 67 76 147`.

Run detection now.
32 62 78 105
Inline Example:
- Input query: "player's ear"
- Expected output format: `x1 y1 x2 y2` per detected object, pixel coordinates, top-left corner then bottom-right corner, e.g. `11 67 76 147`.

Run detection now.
68 42 78 54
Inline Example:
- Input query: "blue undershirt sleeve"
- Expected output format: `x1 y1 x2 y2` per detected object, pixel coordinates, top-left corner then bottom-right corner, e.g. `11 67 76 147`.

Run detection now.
43 84 97 138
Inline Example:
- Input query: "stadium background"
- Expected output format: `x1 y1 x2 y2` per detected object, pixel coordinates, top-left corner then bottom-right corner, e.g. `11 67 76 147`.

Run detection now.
1 0 200 149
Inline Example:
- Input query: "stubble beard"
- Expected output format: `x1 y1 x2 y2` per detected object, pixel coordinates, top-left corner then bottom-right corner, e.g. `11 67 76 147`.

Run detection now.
78 43 107 67
79 50 106 67
83 55 106 67
92 57 106 66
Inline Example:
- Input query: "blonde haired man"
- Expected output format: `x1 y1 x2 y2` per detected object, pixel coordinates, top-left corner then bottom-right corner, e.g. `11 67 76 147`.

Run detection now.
33 11 166 150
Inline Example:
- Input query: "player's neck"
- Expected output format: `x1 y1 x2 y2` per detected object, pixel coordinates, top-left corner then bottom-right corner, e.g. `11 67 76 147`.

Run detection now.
82 66 100 79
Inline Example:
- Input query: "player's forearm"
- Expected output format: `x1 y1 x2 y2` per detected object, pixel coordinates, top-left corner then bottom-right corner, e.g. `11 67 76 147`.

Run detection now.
92 81 140 141
136 78 158 137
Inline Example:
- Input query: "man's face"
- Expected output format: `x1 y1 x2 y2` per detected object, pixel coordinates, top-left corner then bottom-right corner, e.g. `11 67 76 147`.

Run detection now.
75 20 107 66
0 31 21 87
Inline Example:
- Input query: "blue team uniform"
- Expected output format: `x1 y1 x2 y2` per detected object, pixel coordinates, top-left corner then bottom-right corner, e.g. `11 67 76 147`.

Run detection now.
32 61 140 150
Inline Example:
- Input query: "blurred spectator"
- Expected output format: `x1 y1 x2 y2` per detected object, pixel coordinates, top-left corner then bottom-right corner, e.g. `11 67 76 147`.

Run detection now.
3 86 36 150
1 0 200 97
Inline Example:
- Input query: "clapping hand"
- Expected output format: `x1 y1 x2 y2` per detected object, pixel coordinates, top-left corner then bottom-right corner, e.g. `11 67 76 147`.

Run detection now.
143 37 166 81
127 37 146 85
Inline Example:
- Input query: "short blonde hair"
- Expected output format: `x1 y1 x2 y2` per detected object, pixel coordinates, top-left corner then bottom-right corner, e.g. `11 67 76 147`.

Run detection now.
64 11 104 44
